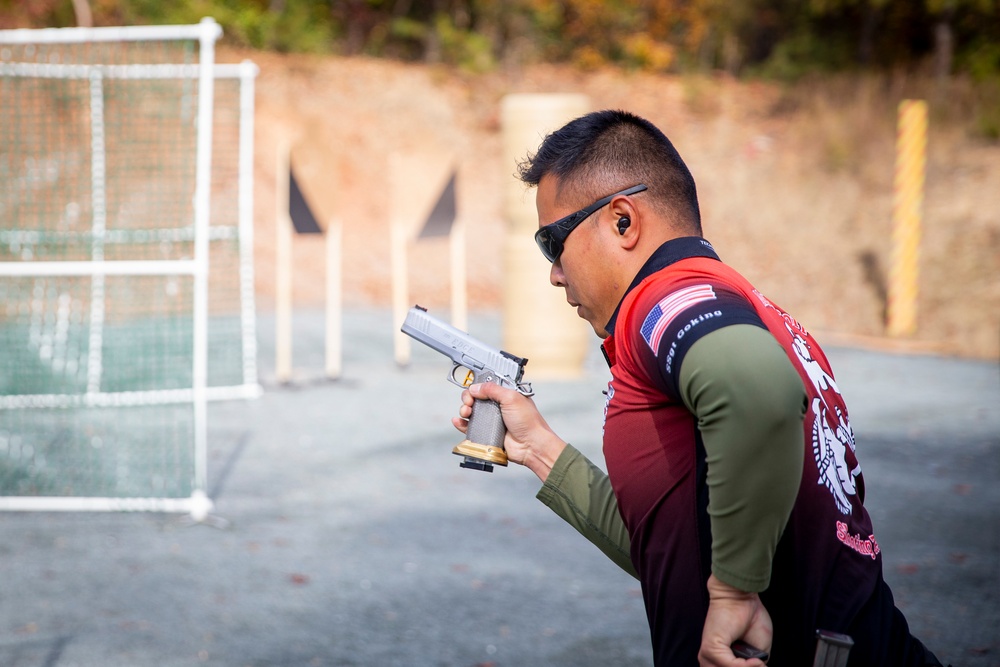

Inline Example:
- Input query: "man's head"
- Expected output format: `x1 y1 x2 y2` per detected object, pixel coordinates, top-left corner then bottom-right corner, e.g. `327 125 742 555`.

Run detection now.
517 109 701 337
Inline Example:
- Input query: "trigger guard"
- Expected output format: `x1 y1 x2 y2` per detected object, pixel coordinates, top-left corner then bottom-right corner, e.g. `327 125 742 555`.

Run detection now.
448 364 476 388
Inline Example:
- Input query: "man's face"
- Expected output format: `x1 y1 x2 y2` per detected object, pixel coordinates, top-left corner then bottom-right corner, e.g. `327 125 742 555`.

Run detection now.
535 175 626 338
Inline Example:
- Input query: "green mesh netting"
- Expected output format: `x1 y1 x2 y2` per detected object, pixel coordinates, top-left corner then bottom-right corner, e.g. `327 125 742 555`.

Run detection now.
0 32 255 501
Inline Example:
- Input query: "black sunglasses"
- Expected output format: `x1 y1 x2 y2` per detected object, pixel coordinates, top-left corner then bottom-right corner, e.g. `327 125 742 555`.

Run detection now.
534 184 648 262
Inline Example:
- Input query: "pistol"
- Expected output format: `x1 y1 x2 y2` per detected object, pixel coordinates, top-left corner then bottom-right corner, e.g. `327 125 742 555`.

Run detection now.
731 640 768 661
813 630 853 667
401 305 532 472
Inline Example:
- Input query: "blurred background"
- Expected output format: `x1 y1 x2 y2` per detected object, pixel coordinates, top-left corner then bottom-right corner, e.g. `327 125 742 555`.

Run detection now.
4 0 996 358
1 4 998 666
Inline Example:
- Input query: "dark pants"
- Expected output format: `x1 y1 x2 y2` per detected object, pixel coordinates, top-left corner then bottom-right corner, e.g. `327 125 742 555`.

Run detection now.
847 579 944 667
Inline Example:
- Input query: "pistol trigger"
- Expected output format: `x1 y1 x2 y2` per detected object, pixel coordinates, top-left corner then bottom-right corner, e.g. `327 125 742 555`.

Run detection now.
448 363 477 388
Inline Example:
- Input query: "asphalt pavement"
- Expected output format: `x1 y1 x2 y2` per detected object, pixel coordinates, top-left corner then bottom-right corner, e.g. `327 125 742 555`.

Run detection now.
1 307 997 667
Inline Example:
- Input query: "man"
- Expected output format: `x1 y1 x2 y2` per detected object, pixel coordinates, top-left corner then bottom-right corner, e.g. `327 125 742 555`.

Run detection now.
453 110 942 666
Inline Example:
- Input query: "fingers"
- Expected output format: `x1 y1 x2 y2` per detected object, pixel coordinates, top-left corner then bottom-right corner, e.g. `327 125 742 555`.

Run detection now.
456 383 520 419
699 642 767 667
454 383 514 433
467 381 516 403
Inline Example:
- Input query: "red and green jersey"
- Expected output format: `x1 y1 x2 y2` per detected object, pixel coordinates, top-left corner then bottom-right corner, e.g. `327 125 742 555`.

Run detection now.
602 237 881 664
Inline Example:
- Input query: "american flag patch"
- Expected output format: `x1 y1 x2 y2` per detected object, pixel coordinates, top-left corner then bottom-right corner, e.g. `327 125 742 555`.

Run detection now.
640 285 717 351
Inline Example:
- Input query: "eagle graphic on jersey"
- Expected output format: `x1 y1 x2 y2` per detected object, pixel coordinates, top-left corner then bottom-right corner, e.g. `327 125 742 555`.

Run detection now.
753 286 863 516
786 324 861 515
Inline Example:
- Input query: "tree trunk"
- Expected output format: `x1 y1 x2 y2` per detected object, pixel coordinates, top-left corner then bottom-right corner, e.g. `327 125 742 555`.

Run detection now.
71 0 93 28
722 31 741 76
933 15 953 104
423 0 448 64
858 1 881 66
934 19 953 81
343 1 369 56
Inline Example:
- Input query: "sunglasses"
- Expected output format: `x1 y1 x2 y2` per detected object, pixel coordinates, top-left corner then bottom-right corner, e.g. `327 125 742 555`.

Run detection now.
534 184 648 262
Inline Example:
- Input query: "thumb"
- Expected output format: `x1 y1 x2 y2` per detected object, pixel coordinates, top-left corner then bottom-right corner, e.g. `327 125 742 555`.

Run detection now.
468 382 499 400
469 381 517 405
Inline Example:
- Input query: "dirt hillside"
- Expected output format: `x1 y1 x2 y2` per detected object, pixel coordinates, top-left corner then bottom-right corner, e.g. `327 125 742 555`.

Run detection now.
229 48 1000 360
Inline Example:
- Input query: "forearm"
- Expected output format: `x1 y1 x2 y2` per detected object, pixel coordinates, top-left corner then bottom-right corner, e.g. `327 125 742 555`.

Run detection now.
537 444 637 578
680 325 805 592
519 429 569 484
454 384 634 575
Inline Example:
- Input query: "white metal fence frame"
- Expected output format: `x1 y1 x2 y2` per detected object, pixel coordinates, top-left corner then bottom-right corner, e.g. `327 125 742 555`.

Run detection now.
0 19 261 517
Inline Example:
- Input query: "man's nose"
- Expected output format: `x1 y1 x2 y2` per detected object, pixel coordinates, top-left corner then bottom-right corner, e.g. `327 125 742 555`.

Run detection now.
549 260 565 287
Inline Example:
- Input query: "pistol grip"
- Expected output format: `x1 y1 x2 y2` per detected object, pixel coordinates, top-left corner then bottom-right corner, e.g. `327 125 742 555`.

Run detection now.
466 396 506 451
454 370 508 470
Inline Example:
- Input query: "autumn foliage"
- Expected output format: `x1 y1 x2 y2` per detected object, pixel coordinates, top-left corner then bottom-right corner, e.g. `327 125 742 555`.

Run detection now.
2 0 998 79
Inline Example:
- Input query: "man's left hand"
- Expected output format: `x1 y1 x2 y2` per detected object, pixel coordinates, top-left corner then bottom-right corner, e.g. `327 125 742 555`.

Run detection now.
698 574 772 666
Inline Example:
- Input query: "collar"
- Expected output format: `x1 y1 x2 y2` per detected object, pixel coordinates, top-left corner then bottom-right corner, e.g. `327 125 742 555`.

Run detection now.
603 236 721 335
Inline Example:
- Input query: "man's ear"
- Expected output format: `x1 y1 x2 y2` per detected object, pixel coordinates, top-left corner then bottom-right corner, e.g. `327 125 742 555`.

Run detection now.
609 195 640 251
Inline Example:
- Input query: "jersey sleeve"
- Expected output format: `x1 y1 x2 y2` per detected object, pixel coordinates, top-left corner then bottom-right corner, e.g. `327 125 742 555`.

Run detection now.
630 281 767 399
679 325 806 592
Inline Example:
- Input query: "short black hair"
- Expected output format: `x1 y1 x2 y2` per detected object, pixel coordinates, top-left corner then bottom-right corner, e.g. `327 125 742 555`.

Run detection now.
517 109 701 234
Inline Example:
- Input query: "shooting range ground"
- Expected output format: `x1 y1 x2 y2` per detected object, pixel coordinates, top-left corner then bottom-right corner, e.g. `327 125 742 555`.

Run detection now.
0 307 997 666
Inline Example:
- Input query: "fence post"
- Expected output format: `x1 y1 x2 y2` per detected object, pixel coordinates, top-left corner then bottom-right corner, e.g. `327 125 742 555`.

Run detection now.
887 99 927 338
275 138 294 381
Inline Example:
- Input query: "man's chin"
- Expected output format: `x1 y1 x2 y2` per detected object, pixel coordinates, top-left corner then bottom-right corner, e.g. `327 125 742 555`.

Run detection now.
582 317 609 339
570 304 608 339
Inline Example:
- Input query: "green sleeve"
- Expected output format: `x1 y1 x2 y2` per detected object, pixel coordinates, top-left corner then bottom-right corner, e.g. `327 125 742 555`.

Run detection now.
678 324 806 592
536 444 638 579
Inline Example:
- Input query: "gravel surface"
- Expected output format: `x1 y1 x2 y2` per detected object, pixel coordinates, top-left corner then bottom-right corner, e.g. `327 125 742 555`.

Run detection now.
0 308 996 667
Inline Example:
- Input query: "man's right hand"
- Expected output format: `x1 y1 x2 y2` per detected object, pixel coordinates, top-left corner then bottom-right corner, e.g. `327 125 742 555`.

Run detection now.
453 382 567 483
698 574 772 666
